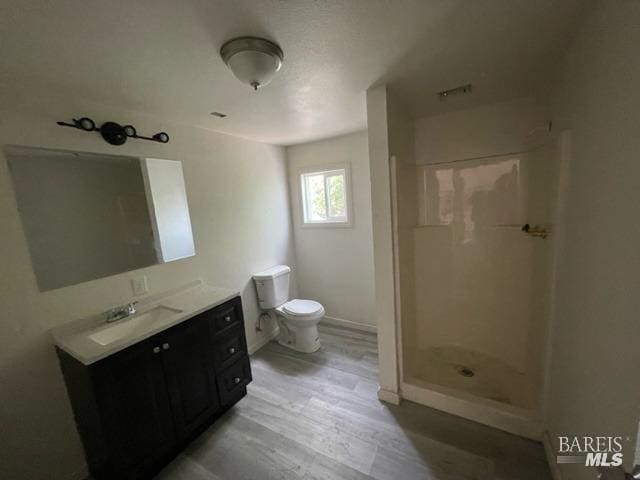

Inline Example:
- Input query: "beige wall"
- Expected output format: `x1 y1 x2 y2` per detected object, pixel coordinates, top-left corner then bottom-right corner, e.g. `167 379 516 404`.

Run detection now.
286 131 376 327
386 93 417 386
366 85 399 400
414 97 550 165
0 97 296 480
365 86 419 401
547 2 640 478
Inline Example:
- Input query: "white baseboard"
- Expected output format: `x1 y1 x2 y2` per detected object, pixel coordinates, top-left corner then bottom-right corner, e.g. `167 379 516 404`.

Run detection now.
543 430 562 480
248 326 279 355
323 315 377 333
377 387 401 405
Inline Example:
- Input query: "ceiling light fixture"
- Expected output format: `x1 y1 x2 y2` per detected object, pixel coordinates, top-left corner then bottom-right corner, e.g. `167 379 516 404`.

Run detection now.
220 37 283 91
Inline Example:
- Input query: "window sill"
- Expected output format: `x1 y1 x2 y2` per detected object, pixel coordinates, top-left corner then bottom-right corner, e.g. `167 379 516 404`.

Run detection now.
300 221 353 229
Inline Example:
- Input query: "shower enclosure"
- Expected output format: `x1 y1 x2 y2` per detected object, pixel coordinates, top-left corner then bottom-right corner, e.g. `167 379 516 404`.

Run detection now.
391 136 565 436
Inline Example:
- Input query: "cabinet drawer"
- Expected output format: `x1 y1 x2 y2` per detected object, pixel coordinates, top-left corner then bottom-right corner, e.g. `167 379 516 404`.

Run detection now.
210 299 242 335
216 356 252 405
212 326 247 373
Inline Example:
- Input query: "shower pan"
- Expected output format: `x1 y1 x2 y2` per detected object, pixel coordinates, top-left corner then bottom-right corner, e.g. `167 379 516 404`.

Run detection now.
391 134 567 437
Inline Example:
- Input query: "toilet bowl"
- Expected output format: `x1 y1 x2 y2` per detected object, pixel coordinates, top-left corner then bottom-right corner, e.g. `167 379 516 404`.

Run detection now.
252 265 325 353
274 299 324 353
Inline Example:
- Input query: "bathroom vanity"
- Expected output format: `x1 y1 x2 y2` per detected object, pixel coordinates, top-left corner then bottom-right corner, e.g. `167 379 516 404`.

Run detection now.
53 284 252 480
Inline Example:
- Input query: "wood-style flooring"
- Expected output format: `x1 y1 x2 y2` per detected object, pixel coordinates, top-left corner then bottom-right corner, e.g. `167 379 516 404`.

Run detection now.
156 324 551 480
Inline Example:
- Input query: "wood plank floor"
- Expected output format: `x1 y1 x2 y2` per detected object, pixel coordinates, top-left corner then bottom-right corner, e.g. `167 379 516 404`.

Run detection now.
156 324 551 480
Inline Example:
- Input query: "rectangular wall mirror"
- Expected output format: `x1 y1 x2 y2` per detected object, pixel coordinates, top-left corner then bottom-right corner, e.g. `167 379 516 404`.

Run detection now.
5 145 196 291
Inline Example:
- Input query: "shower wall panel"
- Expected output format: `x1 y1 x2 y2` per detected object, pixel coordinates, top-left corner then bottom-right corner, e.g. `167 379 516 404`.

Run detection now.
411 150 557 385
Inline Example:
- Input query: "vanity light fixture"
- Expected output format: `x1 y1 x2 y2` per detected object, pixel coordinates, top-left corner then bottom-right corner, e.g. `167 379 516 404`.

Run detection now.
220 36 283 91
57 117 170 146
437 83 473 100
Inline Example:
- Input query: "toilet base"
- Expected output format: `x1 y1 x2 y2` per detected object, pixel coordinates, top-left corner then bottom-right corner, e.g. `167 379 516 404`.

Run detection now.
276 320 321 353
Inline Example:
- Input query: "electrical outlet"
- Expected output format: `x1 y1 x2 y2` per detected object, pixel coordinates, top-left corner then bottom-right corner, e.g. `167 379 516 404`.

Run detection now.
131 276 148 296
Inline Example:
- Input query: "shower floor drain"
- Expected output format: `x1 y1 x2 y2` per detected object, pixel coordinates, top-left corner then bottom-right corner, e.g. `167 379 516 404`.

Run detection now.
457 366 475 378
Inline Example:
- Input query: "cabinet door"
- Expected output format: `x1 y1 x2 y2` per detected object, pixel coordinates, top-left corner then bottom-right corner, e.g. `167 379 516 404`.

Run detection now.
161 315 220 440
94 337 176 475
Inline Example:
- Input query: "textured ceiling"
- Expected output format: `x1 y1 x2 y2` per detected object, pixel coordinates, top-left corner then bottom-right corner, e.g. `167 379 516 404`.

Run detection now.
0 0 583 145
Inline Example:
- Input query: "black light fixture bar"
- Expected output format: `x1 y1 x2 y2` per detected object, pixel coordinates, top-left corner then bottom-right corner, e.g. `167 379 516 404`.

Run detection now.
437 83 473 100
57 117 169 146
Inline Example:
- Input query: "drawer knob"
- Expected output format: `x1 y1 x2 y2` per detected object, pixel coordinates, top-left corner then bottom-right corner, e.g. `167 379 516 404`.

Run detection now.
229 347 236 354
224 315 232 323
162 343 170 350
234 377 241 384
153 346 160 354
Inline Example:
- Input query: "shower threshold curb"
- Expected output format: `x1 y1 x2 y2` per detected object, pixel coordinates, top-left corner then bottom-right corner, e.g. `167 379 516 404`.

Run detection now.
401 379 543 440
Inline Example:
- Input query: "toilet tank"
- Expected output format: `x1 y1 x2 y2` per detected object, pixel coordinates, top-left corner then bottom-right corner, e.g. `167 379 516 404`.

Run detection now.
252 265 291 309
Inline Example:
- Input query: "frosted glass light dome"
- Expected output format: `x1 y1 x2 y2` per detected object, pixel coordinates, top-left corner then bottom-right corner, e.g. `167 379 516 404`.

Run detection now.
220 37 283 90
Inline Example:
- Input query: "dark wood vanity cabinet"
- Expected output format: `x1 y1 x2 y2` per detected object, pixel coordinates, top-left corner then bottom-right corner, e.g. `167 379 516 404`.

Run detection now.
57 296 251 480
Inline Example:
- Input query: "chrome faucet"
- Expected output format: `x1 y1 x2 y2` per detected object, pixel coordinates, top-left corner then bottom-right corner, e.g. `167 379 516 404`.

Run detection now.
105 302 138 323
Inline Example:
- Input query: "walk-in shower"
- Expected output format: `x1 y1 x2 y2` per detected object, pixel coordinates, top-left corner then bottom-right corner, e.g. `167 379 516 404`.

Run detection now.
391 134 565 435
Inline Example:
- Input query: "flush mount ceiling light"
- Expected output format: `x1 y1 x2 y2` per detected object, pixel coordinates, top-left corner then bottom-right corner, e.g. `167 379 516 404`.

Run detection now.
220 37 283 91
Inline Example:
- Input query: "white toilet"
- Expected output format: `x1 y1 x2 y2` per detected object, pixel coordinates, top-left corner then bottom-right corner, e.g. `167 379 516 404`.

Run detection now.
252 265 324 353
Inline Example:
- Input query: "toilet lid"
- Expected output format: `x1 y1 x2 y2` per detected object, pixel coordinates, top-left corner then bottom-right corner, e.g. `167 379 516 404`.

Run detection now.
283 299 323 316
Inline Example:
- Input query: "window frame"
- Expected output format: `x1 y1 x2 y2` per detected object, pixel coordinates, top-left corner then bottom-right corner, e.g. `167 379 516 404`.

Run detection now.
298 164 353 228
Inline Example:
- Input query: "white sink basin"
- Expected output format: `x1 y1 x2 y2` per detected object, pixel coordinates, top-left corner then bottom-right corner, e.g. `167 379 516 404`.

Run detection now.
88 306 183 346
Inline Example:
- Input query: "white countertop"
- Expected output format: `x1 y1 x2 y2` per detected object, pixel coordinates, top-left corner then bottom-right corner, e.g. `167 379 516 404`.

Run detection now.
52 281 240 365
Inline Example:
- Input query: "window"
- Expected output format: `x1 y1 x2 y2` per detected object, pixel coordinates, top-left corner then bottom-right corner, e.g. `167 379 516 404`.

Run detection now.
300 166 351 226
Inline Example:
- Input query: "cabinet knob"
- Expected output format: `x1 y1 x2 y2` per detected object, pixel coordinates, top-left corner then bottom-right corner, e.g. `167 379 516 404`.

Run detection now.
234 377 241 384
162 343 170 350
229 347 236 354
153 346 160 354
224 315 232 323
